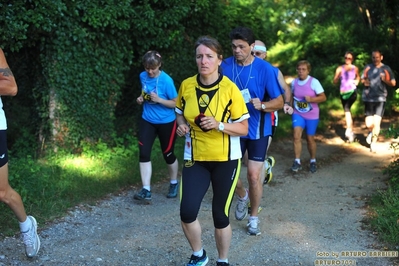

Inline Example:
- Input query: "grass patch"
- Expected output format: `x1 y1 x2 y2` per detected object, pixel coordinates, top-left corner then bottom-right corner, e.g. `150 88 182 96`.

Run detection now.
0 135 185 237
368 158 399 249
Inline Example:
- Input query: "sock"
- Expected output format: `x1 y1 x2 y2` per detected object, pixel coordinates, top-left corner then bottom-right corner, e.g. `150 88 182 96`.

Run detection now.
19 217 32 232
264 160 270 170
170 180 178 185
193 248 203 257
310 158 316 163
240 189 249 201
295 158 301 164
217 259 229 263
143 186 150 191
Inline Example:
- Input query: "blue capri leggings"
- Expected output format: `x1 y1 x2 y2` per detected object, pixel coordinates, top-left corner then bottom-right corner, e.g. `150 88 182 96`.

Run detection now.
292 114 319 136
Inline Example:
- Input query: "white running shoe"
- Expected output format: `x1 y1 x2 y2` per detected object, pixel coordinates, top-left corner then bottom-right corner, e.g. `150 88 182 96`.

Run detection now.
235 196 249 221
366 132 372 144
22 216 40 258
247 217 261 236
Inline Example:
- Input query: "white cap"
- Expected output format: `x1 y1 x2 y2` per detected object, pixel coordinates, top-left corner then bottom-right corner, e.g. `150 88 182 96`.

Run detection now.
253 45 267 52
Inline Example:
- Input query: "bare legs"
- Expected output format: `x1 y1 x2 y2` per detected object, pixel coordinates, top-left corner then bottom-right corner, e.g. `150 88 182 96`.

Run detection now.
345 111 353 133
293 127 303 159
293 126 316 160
0 163 27 222
182 220 231 261
234 159 263 216
182 220 202 252
365 115 382 144
235 178 246 198
215 225 231 260
246 160 263 217
306 135 317 160
167 159 179 182
140 158 178 187
139 161 152 187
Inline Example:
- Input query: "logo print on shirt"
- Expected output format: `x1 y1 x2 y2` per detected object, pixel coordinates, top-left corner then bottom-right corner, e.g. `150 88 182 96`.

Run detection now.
198 94 210 108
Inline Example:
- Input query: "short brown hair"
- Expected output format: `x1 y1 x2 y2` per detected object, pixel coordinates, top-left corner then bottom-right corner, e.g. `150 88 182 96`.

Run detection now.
297 60 311 72
142 50 162 69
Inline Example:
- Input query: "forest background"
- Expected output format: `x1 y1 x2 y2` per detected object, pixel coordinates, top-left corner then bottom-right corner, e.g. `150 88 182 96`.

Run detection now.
0 0 399 248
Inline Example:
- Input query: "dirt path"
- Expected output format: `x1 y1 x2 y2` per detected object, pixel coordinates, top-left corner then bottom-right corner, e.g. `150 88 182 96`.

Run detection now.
1 116 399 266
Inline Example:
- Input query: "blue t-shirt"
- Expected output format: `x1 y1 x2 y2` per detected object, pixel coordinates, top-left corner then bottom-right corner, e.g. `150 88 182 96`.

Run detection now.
221 57 283 139
139 71 177 124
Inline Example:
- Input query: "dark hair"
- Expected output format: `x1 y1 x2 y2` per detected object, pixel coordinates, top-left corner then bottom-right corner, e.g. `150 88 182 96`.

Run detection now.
142 50 162 69
229 26 255 45
345 51 355 59
372 49 383 56
194 35 223 60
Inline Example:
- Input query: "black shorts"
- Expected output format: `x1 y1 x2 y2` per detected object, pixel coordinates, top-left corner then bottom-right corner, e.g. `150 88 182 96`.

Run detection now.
341 90 357 112
240 136 270 162
0 130 8 168
364 102 386 117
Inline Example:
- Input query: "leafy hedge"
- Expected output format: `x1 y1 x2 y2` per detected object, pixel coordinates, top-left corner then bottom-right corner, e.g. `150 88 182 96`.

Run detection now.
0 0 397 155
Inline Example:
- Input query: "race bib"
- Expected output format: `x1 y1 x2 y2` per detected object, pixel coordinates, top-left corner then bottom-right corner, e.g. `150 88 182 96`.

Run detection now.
293 97 313 113
241 88 251 103
142 85 158 104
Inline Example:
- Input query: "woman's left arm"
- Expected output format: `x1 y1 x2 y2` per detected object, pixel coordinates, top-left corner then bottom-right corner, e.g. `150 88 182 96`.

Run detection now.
201 115 248 137
305 92 326 103
221 119 248 136
354 66 360 86
305 78 327 103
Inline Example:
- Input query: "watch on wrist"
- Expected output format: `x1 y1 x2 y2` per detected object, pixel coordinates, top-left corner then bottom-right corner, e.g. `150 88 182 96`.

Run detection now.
218 122 225 132
284 102 291 106
261 103 266 110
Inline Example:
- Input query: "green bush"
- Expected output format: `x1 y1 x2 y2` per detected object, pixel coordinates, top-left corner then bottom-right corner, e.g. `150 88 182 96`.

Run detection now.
368 157 399 248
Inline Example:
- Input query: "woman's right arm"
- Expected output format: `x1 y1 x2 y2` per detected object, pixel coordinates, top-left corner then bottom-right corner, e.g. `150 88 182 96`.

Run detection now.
333 66 341 84
176 113 190 137
0 49 17 96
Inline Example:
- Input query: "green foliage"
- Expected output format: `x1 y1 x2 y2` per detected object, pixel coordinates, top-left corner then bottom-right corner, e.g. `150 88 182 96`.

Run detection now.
367 158 399 247
0 132 184 236
369 186 399 247
0 133 186 236
2 0 397 154
383 159 399 191
41 1 134 147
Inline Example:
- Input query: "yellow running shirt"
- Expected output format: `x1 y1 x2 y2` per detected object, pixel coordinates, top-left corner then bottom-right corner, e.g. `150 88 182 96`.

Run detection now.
176 74 249 162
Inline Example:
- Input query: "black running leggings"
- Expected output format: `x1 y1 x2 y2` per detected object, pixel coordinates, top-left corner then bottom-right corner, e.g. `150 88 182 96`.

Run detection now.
180 159 240 229
138 118 177 164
